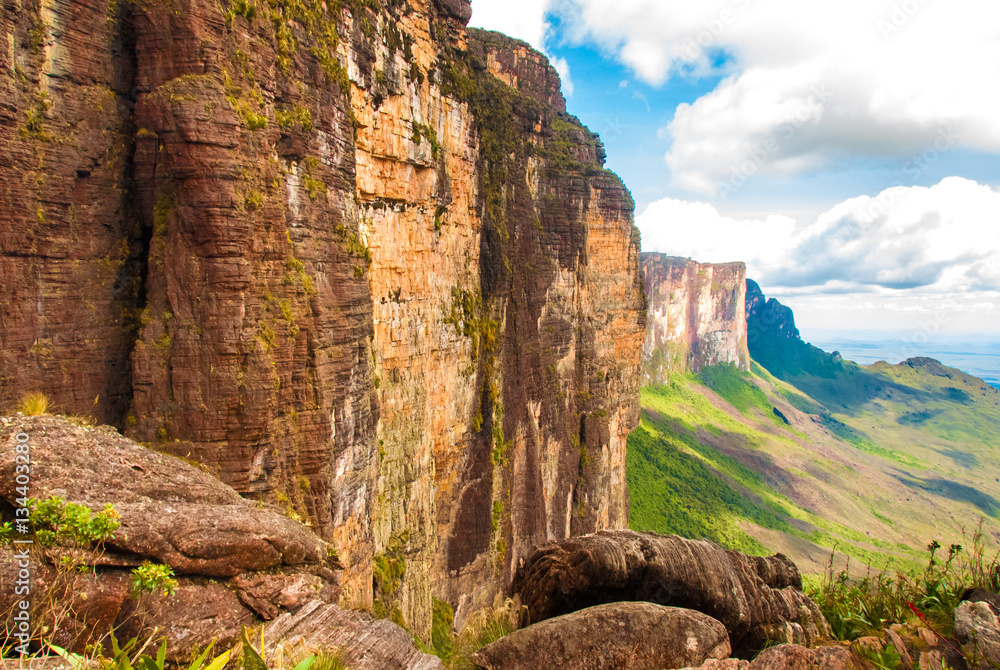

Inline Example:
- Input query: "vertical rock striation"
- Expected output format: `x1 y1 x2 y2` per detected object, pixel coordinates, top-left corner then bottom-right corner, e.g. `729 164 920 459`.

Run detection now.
641 254 748 384
0 0 645 636
0 0 141 423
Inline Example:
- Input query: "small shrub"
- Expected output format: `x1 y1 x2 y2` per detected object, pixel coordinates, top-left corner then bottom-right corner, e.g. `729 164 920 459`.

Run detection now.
18 391 51 416
29 496 120 548
131 561 179 597
244 190 264 210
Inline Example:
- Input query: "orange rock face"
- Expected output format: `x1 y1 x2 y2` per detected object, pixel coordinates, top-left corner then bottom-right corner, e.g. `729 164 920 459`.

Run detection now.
0 0 645 634
642 254 749 383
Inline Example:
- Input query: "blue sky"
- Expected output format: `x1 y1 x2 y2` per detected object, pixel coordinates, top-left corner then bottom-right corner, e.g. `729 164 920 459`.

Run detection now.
469 0 1000 343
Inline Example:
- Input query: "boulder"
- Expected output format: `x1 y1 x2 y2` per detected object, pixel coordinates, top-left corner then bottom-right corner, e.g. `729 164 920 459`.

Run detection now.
0 546 132 652
955 600 1000 667
470 602 731 670
961 588 1000 617
262 600 446 670
748 644 866 670
680 660 751 670
233 571 340 620
513 530 830 657
114 580 254 662
0 417 331 577
433 0 473 22
0 417 340 658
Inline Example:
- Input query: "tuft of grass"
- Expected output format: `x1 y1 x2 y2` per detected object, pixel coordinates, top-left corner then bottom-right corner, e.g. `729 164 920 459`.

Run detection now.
311 650 348 670
18 391 51 416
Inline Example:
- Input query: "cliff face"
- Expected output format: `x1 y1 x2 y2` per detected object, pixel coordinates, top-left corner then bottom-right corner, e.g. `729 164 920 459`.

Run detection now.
641 254 748 383
0 0 645 635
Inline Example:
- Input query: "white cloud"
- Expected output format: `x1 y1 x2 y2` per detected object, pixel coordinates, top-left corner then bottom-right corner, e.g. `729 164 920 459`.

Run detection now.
550 0 1000 194
637 177 1000 331
469 0 552 49
469 1 576 97
550 56 574 96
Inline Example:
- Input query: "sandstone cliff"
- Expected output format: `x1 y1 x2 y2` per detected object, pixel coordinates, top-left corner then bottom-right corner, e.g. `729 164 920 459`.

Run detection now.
0 0 645 635
642 254 748 384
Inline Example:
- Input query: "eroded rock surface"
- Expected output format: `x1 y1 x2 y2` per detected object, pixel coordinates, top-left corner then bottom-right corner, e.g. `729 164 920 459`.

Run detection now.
263 600 445 670
0 416 339 657
0 0 646 636
471 602 730 670
642 255 749 383
747 644 865 670
513 530 830 657
956 599 1000 667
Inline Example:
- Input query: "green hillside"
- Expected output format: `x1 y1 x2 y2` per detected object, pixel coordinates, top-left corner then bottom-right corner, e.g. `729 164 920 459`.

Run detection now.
627 360 1000 576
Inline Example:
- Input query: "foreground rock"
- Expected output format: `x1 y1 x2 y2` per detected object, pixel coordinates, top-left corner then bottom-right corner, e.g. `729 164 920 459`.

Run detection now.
956 598 1000 668
746 644 865 670
471 602 730 670
513 530 830 656
263 600 445 670
0 416 340 658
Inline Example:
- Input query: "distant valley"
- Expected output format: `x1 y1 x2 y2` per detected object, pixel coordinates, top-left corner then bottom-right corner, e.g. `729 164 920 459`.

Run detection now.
631 255 1000 577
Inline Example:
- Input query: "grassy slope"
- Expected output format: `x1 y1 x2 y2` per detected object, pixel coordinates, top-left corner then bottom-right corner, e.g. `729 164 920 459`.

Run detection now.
627 362 1000 576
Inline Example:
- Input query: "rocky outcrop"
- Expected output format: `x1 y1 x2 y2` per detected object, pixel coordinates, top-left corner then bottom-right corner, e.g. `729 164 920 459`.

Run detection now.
642 255 748 384
0 415 340 658
745 279 800 345
262 600 446 670
362 25 645 633
471 602 731 670
512 530 830 657
956 599 1000 668
0 0 645 638
744 279 841 380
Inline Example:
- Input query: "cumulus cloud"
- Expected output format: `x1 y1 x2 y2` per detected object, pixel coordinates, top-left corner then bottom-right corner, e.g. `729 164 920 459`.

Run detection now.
549 0 1000 194
469 0 553 48
638 177 1000 296
550 56 575 96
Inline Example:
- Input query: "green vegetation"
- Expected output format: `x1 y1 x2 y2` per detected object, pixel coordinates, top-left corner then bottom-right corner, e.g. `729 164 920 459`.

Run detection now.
275 105 313 131
0 495 179 655
223 0 256 23
411 121 440 159
538 116 604 176
303 157 327 201
628 380 793 555
422 597 522 669
26 495 121 548
244 189 265 211
698 364 783 426
17 391 50 416
51 632 236 670
819 413 925 468
629 325 1000 583
373 531 408 626
130 561 179 597
441 35 545 244
223 68 268 130
808 529 999 641
20 92 53 142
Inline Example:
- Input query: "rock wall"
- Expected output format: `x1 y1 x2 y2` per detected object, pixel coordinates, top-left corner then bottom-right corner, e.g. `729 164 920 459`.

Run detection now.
641 254 748 384
0 0 645 636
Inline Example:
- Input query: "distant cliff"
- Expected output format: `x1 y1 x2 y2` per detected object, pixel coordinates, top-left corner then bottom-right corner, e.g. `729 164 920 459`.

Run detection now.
745 279 844 381
642 254 749 384
0 0 645 635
